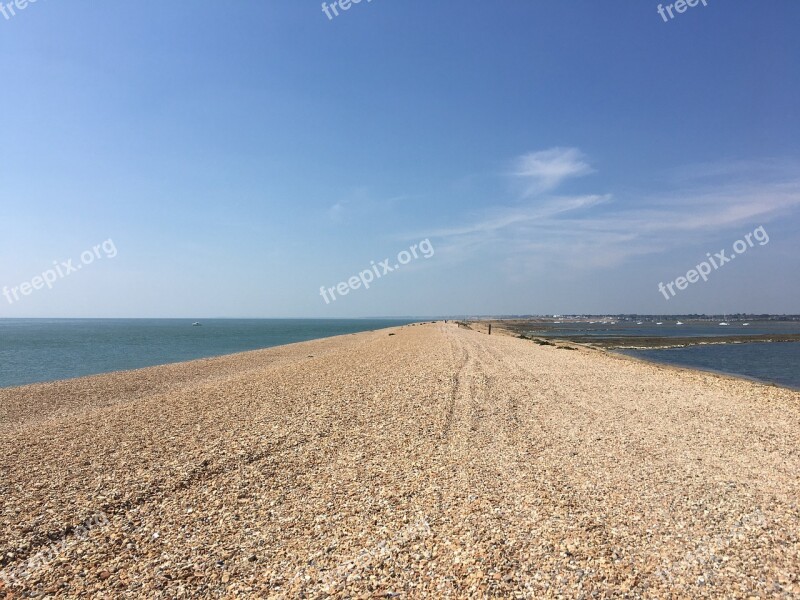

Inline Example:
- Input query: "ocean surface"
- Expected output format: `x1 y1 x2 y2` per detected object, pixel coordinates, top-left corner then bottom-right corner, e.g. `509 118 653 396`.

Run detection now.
525 320 800 390
620 342 800 390
526 321 800 338
0 319 416 388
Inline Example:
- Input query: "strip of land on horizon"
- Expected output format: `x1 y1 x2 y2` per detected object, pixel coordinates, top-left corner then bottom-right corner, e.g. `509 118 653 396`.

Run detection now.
1 322 798 597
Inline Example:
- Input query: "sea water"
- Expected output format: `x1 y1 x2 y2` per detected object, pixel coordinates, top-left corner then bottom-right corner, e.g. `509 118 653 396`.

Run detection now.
0 318 416 388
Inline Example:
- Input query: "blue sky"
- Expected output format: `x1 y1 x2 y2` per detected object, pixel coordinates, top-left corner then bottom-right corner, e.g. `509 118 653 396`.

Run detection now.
1 1 798 317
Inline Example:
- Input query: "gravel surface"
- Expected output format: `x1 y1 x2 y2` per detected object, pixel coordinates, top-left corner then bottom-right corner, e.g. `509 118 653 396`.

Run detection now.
1 322 798 598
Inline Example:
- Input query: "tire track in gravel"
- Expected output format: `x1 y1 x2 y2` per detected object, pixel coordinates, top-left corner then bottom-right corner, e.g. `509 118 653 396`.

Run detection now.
443 328 649 596
443 328 539 481
453 329 800 596
439 327 470 443
467 334 621 574
431 328 566 597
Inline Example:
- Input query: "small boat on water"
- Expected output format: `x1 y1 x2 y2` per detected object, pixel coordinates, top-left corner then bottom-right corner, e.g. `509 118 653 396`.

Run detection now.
636 321 643 325
192 322 202 327
719 322 729 326
656 322 663 325
676 321 684 325
742 322 750 326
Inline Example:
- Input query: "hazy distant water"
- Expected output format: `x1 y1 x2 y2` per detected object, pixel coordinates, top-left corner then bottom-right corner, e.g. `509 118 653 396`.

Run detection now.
528 321 800 338
621 342 800 390
0 319 416 388
527 320 800 389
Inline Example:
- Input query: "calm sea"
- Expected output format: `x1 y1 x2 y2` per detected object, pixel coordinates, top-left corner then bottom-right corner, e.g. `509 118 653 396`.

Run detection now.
0 319 416 389
527 321 800 338
526 321 800 390
620 342 800 391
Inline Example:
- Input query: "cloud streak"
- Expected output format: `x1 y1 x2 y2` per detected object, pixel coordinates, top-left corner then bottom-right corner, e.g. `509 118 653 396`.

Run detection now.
513 147 594 196
424 149 800 271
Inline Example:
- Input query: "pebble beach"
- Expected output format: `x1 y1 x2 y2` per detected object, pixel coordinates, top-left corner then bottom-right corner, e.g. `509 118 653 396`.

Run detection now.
1 321 798 598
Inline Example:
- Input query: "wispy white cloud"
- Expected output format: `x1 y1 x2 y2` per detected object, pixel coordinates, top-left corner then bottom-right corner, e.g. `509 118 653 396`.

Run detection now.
512 147 594 196
426 194 610 238
422 150 800 271
327 190 408 223
328 201 346 222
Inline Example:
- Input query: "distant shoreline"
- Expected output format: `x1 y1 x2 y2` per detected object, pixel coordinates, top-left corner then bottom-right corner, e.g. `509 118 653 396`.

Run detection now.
469 319 800 349
539 333 800 350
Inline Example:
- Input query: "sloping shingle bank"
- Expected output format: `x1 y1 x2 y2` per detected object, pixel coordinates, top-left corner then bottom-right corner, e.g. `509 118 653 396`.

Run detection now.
1 322 798 597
